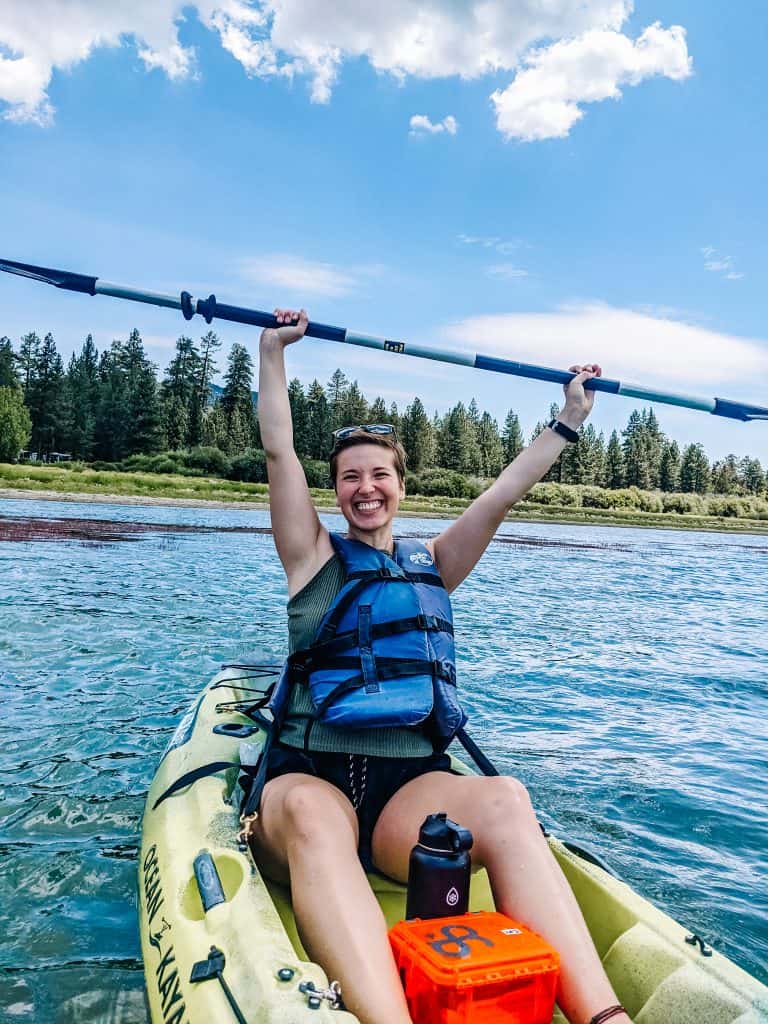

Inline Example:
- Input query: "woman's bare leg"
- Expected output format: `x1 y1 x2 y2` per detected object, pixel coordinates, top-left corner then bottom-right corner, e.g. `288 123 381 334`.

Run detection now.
250 772 413 1024
372 773 631 1024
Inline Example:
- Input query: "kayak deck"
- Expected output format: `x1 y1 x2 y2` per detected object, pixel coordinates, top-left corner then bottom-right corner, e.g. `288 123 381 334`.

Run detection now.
139 666 768 1024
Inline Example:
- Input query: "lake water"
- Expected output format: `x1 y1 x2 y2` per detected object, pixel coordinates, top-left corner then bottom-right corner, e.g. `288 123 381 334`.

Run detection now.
0 496 766 1022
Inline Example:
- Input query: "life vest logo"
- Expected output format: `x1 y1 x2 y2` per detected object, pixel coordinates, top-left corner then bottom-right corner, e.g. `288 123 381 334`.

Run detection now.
409 551 434 567
446 886 460 907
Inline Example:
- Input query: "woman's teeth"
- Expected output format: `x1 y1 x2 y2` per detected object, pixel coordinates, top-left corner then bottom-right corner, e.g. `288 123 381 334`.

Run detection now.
356 500 382 512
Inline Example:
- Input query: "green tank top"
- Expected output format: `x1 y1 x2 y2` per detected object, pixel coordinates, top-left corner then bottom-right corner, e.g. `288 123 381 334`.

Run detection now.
278 553 433 757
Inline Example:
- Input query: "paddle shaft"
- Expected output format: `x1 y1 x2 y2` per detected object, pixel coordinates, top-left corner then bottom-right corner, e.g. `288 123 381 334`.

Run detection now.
1 257 766 421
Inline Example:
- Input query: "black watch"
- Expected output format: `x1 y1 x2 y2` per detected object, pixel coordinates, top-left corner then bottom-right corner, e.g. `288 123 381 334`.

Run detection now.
547 418 580 443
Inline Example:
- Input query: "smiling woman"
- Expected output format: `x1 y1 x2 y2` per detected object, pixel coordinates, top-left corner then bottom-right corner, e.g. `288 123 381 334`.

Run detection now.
245 306 643 1024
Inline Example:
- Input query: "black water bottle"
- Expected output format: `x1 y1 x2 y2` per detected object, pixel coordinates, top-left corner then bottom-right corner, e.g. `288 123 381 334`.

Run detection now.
405 813 473 920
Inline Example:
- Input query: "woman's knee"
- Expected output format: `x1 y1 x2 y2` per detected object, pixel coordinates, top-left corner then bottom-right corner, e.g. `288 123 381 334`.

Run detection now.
472 776 536 833
281 780 358 849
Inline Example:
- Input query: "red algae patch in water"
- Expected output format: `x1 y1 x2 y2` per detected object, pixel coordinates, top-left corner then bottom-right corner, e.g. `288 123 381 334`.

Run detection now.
0 516 271 543
0 515 629 551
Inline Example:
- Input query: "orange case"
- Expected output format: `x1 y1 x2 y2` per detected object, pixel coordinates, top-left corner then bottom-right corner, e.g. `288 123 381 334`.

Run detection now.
389 910 560 1024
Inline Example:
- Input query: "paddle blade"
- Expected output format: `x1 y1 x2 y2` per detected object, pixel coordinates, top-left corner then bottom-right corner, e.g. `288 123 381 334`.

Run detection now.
0 258 97 295
713 398 768 422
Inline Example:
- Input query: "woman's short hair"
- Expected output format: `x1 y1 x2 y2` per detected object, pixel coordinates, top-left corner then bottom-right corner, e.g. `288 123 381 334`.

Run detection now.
329 429 407 487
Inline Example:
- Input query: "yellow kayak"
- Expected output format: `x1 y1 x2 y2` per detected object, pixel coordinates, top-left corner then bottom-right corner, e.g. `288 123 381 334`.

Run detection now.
139 664 768 1024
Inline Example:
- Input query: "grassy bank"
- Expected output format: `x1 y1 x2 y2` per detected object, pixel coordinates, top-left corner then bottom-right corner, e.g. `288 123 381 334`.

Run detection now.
1 462 767 534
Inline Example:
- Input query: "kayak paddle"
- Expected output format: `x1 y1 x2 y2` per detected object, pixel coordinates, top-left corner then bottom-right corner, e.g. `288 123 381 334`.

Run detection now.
1 256 766 422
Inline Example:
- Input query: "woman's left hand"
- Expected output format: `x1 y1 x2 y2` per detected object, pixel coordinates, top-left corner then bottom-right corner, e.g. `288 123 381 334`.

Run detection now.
559 363 602 428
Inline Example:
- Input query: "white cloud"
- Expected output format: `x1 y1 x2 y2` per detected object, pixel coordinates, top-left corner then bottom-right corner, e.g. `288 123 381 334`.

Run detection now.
239 254 363 297
0 2 690 140
491 22 691 141
458 234 526 254
701 246 744 281
0 1 201 123
409 113 458 136
441 303 768 388
486 263 528 279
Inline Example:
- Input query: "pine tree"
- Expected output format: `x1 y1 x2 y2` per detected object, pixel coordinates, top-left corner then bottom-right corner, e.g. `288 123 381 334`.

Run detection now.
227 406 251 455
658 440 681 492
95 343 130 461
63 335 100 459
306 379 332 458
26 333 66 457
326 369 349 432
340 381 369 427
622 411 653 489
501 409 524 464
122 329 162 455
0 386 31 461
679 443 711 493
711 454 739 495
369 397 388 423
221 343 256 448
476 411 504 477
574 425 605 485
438 402 481 473
162 395 189 451
17 332 40 394
401 397 435 472
161 335 203 449
288 378 310 457
191 331 222 446
642 408 664 488
201 402 229 450
0 337 20 389
604 430 625 488
738 457 765 495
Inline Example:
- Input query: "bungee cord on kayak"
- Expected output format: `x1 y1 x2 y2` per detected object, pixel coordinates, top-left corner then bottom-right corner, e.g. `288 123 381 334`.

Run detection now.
1 256 766 423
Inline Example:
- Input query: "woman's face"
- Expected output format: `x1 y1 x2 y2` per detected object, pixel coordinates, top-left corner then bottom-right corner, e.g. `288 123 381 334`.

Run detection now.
334 443 405 533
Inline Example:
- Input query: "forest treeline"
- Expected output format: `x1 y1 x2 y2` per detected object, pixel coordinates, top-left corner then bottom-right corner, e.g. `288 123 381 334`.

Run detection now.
0 328 765 500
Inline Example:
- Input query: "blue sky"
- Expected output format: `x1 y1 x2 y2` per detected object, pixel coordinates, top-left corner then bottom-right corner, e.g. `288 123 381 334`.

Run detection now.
1 1 766 462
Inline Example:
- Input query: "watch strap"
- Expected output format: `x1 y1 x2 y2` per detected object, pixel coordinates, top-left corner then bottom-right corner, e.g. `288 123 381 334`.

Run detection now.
547 418 580 443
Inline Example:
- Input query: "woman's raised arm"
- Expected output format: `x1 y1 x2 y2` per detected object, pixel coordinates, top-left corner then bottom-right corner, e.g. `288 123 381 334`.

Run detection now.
429 364 602 593
259 310 332 592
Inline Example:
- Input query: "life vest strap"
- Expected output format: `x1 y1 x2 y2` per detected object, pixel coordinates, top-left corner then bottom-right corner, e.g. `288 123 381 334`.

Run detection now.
316 571 446 644
311 658 455 720
292 614 454 669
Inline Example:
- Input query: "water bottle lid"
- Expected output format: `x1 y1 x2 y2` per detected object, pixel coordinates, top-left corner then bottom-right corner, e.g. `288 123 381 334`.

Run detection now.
418 812 473 854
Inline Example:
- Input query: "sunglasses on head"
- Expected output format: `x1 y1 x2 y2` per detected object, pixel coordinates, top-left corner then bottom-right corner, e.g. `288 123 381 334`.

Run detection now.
332 424 397 441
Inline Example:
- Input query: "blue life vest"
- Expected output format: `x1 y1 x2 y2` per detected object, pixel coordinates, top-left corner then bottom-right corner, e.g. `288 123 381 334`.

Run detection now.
284 533 466 751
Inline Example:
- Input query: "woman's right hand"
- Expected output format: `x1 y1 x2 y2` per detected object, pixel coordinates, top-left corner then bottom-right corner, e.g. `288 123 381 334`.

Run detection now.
261 307 309 348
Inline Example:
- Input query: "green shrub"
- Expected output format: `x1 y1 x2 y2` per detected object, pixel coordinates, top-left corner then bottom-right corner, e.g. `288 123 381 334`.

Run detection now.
418 469 479 499
149 458 181 475
636 490 663 513
528 483 581 507
662 492 705 515
405 471 423 495
229 448 268 483
302 459 333 489
181 446 231 477
707 496 748 518
90 461 120 472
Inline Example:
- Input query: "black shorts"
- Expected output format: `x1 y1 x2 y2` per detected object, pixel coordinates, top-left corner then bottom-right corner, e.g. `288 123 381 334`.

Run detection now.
264 742 456 872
